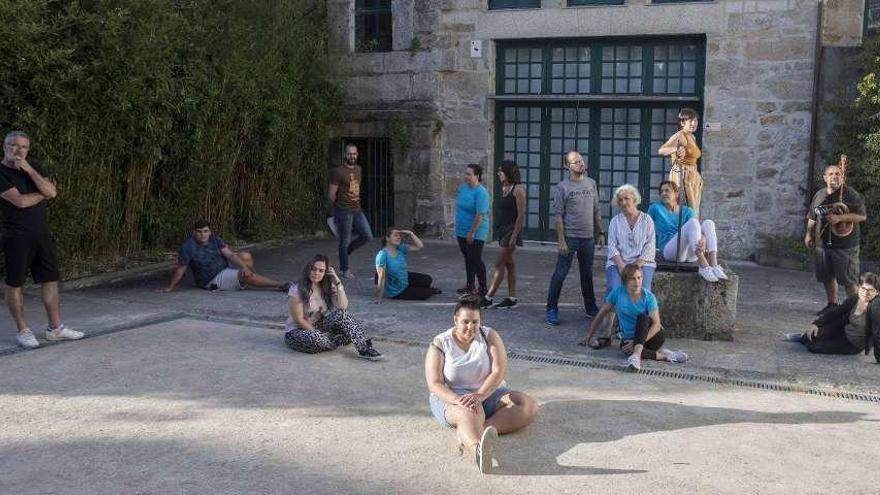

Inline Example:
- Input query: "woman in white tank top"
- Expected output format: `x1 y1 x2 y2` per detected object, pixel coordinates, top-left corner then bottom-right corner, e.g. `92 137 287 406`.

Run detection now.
425 295 538 474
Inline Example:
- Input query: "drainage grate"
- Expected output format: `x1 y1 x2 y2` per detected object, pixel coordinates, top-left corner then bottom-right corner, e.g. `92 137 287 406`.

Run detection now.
505 350 880 404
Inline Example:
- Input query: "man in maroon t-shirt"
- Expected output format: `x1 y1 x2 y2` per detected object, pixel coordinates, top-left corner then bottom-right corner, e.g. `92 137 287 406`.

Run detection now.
0 131 83 349
327 144 373 278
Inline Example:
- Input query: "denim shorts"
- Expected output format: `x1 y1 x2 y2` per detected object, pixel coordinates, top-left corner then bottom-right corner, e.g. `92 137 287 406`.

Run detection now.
429 382 512 427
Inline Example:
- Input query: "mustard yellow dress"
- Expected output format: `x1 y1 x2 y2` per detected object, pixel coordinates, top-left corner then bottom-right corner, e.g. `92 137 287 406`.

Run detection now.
667 132 703 216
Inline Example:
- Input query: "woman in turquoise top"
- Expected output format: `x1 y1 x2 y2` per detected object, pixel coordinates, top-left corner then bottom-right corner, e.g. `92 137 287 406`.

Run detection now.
582 264 688 371
374 228 439 302
454 164 490 298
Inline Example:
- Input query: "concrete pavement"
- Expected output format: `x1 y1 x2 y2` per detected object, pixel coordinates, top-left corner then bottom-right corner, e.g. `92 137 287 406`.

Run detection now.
1 319 879 494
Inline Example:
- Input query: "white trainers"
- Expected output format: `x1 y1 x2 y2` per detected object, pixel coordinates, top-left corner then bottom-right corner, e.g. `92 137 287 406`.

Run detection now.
626 353 641 371
698 266 719 282
661 348 689 363
478 426 498 474
711 265 729 280
45 325 84 341
16 329 40 349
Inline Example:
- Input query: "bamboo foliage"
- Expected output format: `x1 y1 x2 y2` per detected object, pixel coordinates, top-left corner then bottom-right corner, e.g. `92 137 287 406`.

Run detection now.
0 0 341 262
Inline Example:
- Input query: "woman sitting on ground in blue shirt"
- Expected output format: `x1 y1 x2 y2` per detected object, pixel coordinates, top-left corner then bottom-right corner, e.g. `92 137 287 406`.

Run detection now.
374 228 440 302
582 263 688 371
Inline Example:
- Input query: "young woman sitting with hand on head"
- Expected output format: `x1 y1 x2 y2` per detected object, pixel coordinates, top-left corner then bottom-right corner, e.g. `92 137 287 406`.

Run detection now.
374 228 440 302
284 254 382 360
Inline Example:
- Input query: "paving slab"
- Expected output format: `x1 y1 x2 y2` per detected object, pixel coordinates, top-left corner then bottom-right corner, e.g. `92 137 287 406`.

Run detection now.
2 238 879 394
0 319 878 495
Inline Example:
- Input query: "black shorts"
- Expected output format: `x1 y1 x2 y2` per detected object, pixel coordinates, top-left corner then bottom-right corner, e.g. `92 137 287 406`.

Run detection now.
3 235 60 287
497 225 523 248
814 246 859 287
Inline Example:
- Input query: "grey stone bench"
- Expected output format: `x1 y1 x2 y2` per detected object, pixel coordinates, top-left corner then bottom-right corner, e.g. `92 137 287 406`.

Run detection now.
651 266 738 341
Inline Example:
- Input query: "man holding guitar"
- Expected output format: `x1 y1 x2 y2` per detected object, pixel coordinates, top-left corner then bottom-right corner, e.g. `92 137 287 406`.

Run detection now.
805 155 867 315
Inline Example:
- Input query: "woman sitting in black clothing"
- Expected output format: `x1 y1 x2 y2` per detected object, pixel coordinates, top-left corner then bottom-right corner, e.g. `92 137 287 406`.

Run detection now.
785 272 880 362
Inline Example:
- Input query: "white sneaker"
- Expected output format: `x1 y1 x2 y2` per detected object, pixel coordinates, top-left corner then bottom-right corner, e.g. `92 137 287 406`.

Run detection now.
45 325 84 341
661 348 689 363
16 329 40 349
711 265 729 280
626 353 641 371
478 426 498 474
698 266 719 282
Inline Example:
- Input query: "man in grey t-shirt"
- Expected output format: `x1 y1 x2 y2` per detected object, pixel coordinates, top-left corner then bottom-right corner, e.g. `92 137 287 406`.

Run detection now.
545 151 606 325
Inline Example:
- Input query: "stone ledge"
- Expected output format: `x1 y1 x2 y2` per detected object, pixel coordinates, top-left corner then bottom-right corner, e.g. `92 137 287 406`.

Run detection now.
652 267 738 341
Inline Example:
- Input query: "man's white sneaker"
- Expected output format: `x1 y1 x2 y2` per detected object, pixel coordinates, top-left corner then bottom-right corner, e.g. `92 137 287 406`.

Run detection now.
16 329 40 349
711 265 729 280
45 325 84 341
698 266 719 282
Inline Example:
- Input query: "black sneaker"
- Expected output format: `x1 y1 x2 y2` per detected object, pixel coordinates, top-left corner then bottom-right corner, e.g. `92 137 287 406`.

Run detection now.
585 306 600 318
431 287 443 295
358 340 383 361
480 296 494 308
817 302 839 316
494 297 518 309
279 281 292 293
456 286 474 295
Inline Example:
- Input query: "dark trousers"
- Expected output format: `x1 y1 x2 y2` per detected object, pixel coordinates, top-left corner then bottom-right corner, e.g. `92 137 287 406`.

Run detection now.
334 207 373 272
393 272 435 300
546 236 597 312
457 237 486 294
621 313 666 360
802 324 862 355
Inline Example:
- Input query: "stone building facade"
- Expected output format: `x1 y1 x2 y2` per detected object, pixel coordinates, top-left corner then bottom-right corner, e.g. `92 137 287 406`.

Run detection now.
327 0 867 258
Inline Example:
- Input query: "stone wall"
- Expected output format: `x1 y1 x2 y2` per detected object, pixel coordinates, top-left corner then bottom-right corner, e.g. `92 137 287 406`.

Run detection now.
332 0 865 257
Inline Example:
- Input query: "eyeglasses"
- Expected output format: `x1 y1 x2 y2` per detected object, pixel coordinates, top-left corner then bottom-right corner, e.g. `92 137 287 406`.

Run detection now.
858 285 878 295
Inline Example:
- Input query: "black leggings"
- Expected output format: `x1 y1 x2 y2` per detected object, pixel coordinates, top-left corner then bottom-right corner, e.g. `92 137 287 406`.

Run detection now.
457 237 486 294
394 272 435 300
620 313 666 360
802 324 862 355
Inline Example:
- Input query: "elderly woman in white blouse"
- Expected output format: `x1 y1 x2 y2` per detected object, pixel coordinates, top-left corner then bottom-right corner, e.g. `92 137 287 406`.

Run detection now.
606 184 656 292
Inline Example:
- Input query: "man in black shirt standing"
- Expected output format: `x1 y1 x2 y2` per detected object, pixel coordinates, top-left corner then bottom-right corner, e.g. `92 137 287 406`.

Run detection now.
0 131 83 348
805 163 867 315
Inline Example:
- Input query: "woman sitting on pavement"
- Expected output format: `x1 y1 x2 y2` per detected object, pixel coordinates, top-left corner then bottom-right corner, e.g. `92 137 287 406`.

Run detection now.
785 272 880 360
647 180 728 282
582 263 688 371
374 228 440 302
425 295 538 474
284 254 383 360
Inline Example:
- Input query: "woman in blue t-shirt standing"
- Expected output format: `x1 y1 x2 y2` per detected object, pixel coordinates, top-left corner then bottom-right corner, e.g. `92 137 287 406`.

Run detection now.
583 264 688 371
374 228 439 301
455 164 490 299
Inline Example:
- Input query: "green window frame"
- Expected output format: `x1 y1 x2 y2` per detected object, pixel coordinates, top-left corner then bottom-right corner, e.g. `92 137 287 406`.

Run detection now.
494 37 705 241
355 0 392 53
568 0 624 6
651 0 711 3
489 0 540 10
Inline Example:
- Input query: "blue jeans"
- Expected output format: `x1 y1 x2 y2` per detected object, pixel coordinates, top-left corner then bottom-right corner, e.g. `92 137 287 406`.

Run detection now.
605 264 655 294
546 237 598 312
334 207 373 272
428 382 512 427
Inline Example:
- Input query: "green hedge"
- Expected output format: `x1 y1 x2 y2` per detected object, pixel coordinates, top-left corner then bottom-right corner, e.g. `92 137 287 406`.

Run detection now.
0 0 341 266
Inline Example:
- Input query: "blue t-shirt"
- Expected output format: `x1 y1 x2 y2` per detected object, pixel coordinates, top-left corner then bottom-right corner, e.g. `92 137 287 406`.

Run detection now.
178 235 230 288
375 244 409 298
605 286 659 340
455 184 490 241
647 201 695 251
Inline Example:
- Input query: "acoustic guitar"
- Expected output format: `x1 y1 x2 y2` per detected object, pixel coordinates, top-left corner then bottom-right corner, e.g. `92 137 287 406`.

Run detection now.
827 154 854 238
